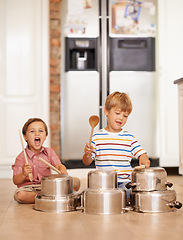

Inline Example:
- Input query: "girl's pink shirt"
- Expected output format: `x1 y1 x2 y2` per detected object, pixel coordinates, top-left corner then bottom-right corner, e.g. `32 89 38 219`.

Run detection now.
12 146 61 187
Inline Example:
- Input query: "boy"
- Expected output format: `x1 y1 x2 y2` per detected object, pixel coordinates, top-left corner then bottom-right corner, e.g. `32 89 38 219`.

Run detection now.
83 92 150 199
12 118 80 204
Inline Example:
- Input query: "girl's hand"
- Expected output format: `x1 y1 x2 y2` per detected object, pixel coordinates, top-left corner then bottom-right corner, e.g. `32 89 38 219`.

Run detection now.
56 163 68 175
23 163 32 177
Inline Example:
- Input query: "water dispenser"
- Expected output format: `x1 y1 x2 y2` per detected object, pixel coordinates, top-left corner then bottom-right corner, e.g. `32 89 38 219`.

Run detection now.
65 37 98 71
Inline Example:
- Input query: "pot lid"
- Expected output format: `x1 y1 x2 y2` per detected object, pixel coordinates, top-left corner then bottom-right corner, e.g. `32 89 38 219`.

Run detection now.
42 174 72 181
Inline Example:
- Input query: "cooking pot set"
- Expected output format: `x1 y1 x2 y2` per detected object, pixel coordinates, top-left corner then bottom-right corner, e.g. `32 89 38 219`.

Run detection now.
81 170 126 214
34 174 80 212
34 167 182 214
126 167 182 213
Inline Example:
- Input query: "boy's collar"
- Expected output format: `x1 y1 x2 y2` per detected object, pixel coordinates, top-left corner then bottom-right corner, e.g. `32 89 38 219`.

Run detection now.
25 146 47 158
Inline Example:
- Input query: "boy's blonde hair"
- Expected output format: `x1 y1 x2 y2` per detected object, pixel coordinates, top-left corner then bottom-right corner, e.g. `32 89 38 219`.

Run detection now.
105 91 132 114
22 118 48 136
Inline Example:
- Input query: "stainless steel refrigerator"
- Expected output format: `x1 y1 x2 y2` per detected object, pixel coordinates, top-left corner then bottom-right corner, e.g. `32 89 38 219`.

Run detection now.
61 0 158 161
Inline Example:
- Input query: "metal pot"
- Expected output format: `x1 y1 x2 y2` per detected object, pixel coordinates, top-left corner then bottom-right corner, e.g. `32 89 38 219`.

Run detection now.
41 174 73 197
81 188 126 214
131 190 182 213
34 192 81 212
126 167 173 192
87 170 117 189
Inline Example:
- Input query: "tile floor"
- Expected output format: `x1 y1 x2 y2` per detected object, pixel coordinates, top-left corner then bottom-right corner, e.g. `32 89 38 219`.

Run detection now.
0 169 183 240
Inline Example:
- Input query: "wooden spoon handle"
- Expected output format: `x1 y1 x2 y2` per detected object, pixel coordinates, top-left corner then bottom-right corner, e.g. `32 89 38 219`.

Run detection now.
19 130 33 182
134 165 145 170
89 127 94 147
38 157 61 174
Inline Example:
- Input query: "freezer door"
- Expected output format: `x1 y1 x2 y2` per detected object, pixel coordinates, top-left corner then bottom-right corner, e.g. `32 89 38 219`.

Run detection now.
110 71 157 158
61 71 99 160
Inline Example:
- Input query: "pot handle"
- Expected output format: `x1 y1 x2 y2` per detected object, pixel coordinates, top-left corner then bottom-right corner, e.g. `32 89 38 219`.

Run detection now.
121 206 133 212
74 192 84 211
168 201 182 209
165 182 173 188
125 182 136 189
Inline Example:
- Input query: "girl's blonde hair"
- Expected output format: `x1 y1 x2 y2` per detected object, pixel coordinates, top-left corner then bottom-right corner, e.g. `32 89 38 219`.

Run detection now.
105 91 132 114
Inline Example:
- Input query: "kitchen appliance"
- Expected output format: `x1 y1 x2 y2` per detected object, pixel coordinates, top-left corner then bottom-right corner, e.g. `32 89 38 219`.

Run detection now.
34 174 80 212
61 0 158 160
126 167 173 192
65 37 98 71
81 170 126 214
131 190 182 213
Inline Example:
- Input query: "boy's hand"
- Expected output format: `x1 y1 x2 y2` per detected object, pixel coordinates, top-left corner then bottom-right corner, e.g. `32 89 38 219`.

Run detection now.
139 153 150 168
83 143 94 166
23 163 32 177
84 143 94 156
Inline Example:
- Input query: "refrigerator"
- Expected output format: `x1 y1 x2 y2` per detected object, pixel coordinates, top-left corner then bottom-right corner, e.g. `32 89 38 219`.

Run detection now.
61 0 157 161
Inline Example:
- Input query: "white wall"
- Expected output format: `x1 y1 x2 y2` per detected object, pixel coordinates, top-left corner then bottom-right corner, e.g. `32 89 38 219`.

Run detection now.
157 0 183 166
0 0 49 178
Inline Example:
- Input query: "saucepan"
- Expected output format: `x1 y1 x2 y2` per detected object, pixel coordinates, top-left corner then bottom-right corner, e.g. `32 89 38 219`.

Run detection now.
131 189 182 213
34 174 80 212
87 170 117 189
34 192 80 212
79 170 128 214
41 174 73 197
81 188 126 214
126 167 173 192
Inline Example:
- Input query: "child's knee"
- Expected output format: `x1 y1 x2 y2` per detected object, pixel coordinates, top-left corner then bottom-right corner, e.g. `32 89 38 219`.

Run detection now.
17 190 36 203
17 190 27 201
73 177 80 191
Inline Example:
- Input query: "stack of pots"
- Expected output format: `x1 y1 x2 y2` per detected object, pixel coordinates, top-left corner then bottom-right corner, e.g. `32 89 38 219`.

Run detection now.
34 174 80 212
81 170 126 214
126 167 182 213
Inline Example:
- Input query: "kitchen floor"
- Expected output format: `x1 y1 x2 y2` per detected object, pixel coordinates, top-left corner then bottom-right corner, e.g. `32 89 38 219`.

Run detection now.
1 170 183 240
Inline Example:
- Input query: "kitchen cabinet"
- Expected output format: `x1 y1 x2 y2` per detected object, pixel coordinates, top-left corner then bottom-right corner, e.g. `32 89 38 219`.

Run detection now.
157 0 183 166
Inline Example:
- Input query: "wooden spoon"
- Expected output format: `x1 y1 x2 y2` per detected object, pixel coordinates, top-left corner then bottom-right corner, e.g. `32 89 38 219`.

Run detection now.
134 165 145 170
19 130 33 182
38 157 61 174
89 115 99 146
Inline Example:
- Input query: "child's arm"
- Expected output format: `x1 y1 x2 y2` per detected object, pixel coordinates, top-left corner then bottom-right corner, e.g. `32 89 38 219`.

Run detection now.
139 153 150 168
13 163 32 185
82 143 93 166
55 163 68 174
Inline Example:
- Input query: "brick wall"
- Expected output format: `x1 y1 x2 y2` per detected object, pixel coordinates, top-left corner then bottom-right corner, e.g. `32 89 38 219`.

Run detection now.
50 0 62 158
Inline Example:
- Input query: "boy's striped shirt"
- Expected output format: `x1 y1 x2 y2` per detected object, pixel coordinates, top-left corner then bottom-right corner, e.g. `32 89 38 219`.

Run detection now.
91 128 146 182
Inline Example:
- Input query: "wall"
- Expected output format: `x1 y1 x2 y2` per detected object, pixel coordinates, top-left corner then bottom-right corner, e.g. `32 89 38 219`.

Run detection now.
157 0 183 166
50 0 62 158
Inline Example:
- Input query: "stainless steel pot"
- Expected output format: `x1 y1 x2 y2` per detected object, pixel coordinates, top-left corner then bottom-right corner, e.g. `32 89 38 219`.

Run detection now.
34 174 81 212
81 188 126 214
41 174 73 197
87 170 117 189
34 192 81 212
126 167 173 192
131 190 182 213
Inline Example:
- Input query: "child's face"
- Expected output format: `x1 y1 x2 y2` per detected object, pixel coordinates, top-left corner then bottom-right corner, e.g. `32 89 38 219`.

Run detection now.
23 121 47 154
104 107 129 133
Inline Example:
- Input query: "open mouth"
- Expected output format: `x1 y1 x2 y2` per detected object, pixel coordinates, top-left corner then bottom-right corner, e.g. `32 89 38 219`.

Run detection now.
34 137 41 146
116 121 122 125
